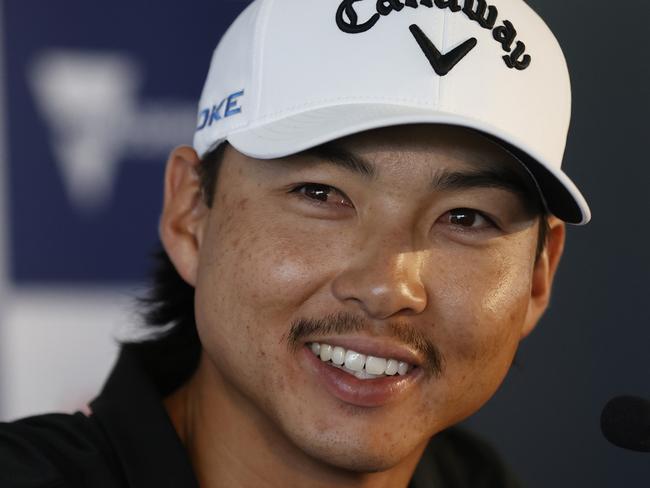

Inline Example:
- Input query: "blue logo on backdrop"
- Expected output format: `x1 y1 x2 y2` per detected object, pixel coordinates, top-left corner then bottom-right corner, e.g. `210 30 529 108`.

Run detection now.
5 0 252 284
29 50 196 213
196 89 245 131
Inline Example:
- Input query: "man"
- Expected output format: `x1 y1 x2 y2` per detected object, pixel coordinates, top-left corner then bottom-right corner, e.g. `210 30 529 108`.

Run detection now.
0 0 591 487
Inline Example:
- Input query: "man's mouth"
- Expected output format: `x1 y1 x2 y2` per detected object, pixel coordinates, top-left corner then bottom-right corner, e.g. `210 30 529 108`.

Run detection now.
307 342 415 380
301 339 422 407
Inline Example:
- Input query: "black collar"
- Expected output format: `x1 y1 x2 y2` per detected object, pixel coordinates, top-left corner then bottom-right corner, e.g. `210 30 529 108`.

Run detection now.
90 349 199 487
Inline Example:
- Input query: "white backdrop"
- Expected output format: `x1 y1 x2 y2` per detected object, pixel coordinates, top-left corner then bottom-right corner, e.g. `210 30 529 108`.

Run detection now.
0 290 125 420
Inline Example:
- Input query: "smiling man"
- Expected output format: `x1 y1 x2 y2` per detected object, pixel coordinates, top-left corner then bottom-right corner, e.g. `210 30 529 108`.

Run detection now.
0 0 591 487
157 123 563 487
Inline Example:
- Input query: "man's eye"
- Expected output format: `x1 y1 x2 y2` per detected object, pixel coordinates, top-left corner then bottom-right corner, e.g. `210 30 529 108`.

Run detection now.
290 183 353 208
440 208 496 230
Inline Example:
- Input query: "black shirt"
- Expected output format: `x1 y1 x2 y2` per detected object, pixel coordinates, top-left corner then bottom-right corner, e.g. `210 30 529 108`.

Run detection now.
0 349 521 487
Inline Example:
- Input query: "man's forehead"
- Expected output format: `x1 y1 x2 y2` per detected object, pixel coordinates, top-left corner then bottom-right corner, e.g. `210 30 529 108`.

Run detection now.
332 124 521 166
282 124 531 188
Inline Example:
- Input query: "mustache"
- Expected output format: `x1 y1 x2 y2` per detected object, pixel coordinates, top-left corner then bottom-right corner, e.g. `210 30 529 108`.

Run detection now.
287 311 444 378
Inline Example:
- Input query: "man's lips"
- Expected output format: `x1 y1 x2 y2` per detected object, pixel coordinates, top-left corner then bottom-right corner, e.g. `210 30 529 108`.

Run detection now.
300 343 423 408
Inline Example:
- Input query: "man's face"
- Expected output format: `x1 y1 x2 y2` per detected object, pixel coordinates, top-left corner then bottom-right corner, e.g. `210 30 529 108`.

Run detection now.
187 125 557 471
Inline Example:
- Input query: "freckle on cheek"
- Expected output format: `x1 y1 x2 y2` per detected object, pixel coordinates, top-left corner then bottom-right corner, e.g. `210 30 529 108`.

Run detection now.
315 417 327 432
222 212 234 227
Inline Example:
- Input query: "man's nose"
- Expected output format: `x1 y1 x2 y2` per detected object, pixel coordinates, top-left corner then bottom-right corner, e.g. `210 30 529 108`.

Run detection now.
331 244 428 320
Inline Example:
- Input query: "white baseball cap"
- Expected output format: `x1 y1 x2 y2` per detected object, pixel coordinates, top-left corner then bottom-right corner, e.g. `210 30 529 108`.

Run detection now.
193 0 591 224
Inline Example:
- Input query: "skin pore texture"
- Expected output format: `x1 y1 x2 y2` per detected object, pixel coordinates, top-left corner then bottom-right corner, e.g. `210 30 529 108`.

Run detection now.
160 125 565 488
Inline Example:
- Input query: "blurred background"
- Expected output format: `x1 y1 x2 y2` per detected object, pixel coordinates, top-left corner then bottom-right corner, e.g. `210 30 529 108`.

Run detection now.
0 0 648 486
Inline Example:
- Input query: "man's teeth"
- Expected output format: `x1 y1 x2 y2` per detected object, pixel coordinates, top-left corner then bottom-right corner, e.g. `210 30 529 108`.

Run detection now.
309 342 412 379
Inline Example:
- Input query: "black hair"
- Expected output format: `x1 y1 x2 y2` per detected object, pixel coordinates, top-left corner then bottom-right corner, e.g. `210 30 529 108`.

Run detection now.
123 141 550 394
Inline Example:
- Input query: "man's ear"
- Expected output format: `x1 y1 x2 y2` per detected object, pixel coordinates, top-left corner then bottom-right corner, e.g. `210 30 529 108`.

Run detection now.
159 146 208 287
520 217 566 339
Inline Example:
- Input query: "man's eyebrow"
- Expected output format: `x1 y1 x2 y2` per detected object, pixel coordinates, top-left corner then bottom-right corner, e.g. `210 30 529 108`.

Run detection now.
302 143 376 179
302 144 534 197
431 166 533 196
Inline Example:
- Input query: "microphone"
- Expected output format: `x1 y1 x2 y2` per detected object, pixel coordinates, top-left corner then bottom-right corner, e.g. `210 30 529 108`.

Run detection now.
600 395 650 452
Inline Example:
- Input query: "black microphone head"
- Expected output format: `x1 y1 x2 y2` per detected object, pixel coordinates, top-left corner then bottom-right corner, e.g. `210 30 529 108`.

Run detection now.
601 395 650 452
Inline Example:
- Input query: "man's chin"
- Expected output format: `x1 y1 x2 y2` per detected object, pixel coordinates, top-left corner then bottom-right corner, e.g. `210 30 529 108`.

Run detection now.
286 425 428 474
302 444 403 473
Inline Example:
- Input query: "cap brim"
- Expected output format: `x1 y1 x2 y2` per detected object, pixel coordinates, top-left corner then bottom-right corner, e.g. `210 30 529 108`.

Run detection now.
228 104 591 225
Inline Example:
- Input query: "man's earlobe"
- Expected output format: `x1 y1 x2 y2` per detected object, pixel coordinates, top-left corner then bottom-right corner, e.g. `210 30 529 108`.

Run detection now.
159 145 207 287
521 217 566 339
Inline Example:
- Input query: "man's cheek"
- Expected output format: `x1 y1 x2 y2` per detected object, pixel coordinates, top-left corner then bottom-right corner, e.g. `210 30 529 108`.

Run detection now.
235 225 342 309
435 249 532 322
444 315 526 418
440 290 528 365
431 261 531 373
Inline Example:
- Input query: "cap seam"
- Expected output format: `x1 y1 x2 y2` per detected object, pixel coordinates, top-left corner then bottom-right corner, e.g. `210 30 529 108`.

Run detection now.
437 9 448 105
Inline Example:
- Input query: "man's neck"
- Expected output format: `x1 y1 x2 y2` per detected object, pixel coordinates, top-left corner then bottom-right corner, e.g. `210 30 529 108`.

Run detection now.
164 353 426 488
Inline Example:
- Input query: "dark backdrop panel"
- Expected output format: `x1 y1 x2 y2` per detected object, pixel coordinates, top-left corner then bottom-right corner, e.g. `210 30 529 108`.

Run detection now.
5 0 649 486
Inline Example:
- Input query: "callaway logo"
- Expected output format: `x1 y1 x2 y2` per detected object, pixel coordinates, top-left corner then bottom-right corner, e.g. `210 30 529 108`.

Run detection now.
408 24 476 76
336 0 531 72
